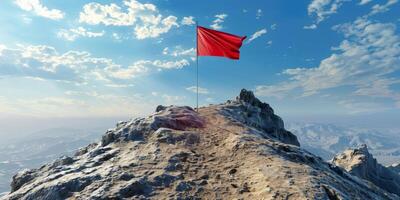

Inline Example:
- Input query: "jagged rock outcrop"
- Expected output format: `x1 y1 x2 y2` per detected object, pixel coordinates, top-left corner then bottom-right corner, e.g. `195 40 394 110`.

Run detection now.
1 89 398 200
226 89 300 146
332 144 400 196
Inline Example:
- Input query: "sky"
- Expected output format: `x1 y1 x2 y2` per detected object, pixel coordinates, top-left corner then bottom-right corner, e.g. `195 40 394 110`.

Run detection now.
0 0 400 133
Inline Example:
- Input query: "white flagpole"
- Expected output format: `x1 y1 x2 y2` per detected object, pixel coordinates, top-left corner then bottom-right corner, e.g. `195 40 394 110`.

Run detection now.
196 21 199 112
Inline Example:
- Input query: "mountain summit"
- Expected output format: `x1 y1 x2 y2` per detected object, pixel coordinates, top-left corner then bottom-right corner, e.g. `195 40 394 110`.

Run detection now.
2 89 398 200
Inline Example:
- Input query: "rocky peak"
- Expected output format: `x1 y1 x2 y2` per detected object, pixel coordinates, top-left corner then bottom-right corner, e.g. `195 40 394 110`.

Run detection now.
223 89 299 146
332 144 400 196
237 89 274 114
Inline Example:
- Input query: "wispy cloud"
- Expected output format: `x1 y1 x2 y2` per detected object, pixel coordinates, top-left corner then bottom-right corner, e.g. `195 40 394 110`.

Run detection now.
210 13 227 30
186 86 209 94
0 43 192 86
57 27 105 41
152 59 190 69
14 0 64 20
162 46 196 60
104 60 149 80
305 0 377 29
256 9 262 19
369 0 398 15
304 24 317 30
359 0 373 5
134 16 179 39
307 0 344 26
181 16 195 26
104 83 135 88
247 28 267 43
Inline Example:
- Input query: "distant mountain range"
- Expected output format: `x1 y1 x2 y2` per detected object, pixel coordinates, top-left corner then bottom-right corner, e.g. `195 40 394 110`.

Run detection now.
0 127 104 194
286 122 400 166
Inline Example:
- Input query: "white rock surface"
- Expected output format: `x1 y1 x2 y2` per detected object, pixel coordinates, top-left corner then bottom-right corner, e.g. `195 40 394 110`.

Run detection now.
1 89 398 200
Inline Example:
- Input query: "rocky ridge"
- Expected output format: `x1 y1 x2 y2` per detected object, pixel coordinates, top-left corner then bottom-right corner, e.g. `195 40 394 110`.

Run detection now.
1 89 398 200
332 144 400 196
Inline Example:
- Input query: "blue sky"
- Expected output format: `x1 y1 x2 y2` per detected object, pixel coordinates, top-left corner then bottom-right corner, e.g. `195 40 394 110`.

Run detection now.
0 0 399 129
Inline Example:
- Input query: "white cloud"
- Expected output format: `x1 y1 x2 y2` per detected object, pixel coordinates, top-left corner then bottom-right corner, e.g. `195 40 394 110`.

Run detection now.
134 15 179 39
304 24 317 30
57 27 105 41
370 0 398 15
152 59 189 69
0 44 154 84
105 83 135 88
162 46 196 60
256 9 262 19
181 16 195 26
105 60 149 79
79 1 150 26
256 18 400 107
14 0 64 20
186 86 209 94
112 33 122 41
210 13 227 30
105 58 190 77
270 24 277 30
307 0 343 25
359 0 373 5
79 0 180 39
305 0 374 28
162 47 169 55
0 45 101 82
247 28 267 43
21 14 32 23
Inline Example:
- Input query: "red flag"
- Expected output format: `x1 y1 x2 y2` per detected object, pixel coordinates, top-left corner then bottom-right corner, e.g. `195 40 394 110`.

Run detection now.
197 26 246 60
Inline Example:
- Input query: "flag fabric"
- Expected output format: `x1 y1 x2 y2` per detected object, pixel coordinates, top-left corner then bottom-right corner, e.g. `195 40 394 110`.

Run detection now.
197 26 246 60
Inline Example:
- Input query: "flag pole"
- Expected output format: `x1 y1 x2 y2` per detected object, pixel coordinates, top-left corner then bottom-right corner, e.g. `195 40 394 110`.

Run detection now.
196 21 199 112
